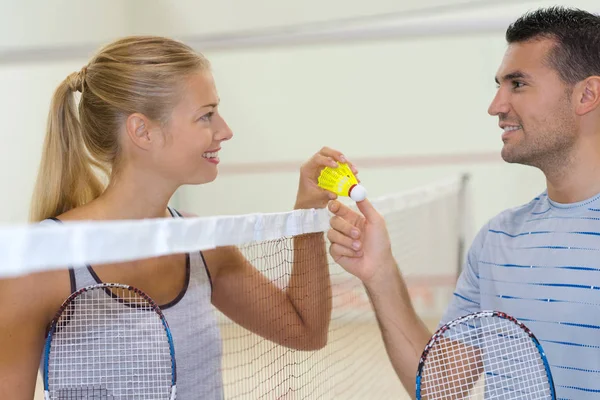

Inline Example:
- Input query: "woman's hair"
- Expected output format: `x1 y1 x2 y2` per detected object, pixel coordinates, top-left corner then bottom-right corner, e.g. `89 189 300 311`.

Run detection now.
29 36 210 222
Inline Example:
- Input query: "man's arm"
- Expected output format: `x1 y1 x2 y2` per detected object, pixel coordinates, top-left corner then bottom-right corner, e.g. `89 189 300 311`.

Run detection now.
363 256 432 393
327 199 431 396
327 199 485 398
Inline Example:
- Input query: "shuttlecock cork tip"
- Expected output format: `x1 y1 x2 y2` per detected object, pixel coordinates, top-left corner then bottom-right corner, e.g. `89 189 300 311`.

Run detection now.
349 184 367 202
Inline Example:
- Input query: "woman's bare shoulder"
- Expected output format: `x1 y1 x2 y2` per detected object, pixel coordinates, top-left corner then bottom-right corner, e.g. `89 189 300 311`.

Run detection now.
0 268 72 324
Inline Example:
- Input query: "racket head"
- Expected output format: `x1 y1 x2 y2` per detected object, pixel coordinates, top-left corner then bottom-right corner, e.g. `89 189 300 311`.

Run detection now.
42 283 177 400
416 310 556 400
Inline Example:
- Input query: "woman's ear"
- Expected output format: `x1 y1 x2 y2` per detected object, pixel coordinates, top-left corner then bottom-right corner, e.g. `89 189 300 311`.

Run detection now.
125 113 156 150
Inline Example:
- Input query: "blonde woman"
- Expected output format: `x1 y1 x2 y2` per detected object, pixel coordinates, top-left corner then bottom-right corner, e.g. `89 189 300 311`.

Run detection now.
0 36 352 399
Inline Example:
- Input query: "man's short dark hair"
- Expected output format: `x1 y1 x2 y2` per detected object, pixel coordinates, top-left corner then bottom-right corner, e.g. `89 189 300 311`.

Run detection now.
506 6 600 84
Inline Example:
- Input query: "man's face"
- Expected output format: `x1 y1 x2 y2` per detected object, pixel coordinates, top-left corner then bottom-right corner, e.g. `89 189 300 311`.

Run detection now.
488 38 577 169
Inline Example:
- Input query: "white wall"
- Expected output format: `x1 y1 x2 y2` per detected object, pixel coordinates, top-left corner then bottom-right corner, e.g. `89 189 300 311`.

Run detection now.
0 0 525 51
0 0 598 235
174 33 545 233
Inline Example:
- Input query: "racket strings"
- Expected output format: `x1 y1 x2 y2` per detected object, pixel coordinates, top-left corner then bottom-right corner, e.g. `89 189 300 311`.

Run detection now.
46 286 174 400
420 316 552 399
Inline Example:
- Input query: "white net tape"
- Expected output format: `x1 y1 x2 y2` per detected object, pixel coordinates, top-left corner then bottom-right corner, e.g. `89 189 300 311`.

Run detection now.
0 174 469 280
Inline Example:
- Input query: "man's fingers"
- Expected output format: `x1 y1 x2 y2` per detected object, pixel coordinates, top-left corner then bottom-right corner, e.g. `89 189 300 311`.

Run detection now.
355 199 382 223
329 214 361 240
327 227 361 252
329 200 366 226
329 243 363 260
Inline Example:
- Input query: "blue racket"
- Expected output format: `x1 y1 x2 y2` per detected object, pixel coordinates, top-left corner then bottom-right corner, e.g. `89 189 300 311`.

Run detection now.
416 310 555 399
43 283 177 399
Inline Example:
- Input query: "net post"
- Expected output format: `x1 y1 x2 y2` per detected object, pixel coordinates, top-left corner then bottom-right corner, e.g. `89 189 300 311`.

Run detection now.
456 172 471 277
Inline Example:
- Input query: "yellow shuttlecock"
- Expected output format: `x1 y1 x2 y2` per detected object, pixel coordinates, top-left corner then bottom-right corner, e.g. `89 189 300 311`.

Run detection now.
318 162 367 202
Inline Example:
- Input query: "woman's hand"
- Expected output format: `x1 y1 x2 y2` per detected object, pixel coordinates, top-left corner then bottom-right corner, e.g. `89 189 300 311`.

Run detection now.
294 146 358 210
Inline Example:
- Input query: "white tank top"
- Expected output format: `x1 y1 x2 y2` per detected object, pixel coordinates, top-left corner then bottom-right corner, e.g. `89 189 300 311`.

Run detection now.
40 207 224 399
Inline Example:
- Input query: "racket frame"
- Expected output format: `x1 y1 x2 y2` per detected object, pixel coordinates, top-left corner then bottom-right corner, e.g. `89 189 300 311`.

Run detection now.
42 282 177 400
415 310 556 400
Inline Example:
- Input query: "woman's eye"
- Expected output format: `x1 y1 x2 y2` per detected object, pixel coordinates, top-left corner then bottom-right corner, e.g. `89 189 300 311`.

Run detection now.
199 112 214 122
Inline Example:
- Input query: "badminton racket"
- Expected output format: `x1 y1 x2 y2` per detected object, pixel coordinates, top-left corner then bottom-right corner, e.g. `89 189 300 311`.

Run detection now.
43 283 177 400
416 310 555 399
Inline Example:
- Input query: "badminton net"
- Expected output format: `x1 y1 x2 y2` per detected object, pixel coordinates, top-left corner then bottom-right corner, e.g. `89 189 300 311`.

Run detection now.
0 173 471 400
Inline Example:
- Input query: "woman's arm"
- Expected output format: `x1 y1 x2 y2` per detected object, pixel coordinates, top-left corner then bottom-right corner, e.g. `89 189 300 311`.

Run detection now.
202 147 354 350
205 234 330 350
0 271 69 400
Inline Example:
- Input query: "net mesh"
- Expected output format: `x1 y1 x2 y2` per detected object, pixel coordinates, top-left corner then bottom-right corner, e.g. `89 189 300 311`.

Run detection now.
418 313 553 399
0 174 470 400
216 175 469 399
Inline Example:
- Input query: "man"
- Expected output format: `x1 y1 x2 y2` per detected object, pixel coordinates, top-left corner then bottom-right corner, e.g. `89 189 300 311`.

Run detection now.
327 6 600 399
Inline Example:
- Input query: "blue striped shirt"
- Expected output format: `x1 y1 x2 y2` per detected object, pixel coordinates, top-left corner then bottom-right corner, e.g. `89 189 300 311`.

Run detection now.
441 190 600 399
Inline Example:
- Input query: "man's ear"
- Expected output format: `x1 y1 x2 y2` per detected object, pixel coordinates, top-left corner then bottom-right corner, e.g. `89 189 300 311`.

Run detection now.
574 76 600 116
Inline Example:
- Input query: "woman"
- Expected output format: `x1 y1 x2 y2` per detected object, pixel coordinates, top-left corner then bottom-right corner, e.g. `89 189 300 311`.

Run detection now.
0 36 356 399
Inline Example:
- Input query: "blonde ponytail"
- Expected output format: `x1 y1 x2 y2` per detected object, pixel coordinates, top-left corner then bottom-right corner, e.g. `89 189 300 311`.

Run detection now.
29 71 105 222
